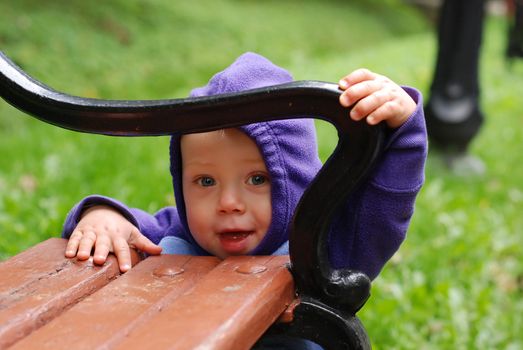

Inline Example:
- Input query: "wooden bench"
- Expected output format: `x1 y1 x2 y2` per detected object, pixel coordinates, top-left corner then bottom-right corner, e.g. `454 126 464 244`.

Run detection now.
0 51 386 349
1 238 294 349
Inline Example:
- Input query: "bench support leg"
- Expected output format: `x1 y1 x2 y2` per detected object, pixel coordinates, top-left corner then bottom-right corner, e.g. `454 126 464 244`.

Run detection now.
262 297 370 350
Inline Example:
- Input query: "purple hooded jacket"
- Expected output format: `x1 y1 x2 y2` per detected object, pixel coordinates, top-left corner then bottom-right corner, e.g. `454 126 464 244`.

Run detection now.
62 52 427 280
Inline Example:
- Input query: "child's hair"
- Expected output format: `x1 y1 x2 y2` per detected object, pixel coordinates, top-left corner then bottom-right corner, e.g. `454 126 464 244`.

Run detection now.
168 52 323 255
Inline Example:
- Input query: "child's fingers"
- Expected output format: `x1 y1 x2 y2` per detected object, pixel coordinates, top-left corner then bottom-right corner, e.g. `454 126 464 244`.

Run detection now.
112 236 132 272
65 230 83 257
364 87 416 128
92 234 112 265
366 101 402 126
129 228 162 255
76 230 97 260
349 89 393 122
339 68 378 90
339 79 384 108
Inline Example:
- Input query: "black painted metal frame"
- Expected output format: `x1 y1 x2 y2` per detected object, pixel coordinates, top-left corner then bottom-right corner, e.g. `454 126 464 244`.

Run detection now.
0 51 385 349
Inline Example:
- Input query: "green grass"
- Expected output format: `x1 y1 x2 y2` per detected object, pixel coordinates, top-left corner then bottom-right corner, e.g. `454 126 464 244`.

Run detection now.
1 1 522 348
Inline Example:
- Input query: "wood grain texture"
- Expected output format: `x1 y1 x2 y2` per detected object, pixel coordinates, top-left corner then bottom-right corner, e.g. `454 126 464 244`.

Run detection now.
12 255 220 349
114 255 294 350
0 238 121 348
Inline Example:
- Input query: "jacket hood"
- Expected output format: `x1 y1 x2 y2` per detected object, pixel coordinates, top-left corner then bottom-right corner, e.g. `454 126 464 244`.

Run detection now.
169 52 322 255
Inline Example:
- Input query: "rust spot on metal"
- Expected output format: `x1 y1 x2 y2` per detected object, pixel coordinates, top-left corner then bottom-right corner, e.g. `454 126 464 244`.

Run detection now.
277 298 300 323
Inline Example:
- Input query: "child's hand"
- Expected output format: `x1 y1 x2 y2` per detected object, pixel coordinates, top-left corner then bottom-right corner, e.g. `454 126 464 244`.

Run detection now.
64 205 162 272
338 68 416 129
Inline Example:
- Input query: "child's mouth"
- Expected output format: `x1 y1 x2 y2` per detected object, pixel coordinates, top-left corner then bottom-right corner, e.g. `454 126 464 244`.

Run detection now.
218 231 253 254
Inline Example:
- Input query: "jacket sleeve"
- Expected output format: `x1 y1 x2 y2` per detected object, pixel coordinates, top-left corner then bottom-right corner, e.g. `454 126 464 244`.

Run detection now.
328 86 428 280
61 194 181 245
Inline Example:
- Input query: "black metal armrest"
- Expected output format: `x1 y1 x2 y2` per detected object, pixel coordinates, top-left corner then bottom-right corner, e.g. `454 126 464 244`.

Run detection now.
1 51 385 349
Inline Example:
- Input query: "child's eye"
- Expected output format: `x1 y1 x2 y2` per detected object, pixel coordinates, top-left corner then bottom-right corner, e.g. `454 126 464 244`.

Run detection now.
197 176 216 187
247 174 268 186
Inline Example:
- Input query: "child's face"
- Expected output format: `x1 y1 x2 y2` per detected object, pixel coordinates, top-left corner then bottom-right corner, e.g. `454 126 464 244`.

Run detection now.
181 128 271 259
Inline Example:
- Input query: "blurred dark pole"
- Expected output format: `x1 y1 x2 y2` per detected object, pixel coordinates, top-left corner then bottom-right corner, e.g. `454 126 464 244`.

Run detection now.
425 0 486 152
507 0 523 60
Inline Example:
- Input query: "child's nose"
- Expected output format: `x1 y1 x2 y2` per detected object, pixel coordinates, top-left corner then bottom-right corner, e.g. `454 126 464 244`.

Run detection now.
217 187 246 214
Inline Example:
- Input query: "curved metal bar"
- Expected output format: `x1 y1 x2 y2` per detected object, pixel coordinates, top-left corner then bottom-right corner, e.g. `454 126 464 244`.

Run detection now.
0 50 385 316
2 51 372 138
263 297 371 349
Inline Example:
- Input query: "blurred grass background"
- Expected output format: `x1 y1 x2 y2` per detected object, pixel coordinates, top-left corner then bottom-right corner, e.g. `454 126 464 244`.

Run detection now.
1 0 522 348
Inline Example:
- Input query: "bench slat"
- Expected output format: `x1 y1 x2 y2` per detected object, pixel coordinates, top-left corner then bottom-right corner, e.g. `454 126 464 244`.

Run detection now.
1 241 295 349
0 238 121 349
114 255 294 350
10 255 220 349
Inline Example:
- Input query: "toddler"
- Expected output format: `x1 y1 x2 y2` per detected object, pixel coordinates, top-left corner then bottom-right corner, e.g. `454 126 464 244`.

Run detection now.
63 52 427 284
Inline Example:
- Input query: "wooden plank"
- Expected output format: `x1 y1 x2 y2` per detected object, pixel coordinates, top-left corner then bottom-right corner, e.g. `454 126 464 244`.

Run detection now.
11 255 220 350
0 238 123 349
114 255 294 350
